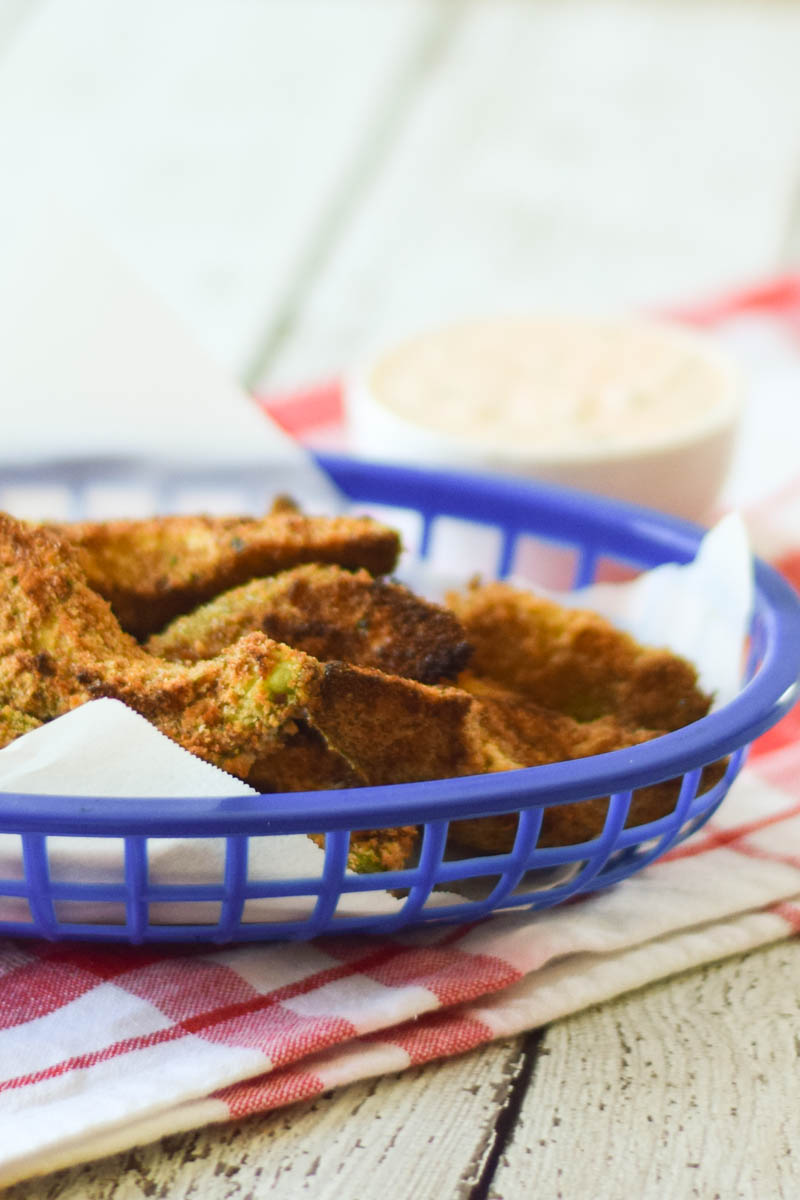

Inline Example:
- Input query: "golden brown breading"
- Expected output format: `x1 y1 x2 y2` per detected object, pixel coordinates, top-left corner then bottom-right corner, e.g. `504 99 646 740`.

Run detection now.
245 722 361 793
148 564 472 683
448 672 725 852
449 581 712 730
0 513 143 718
452 672 662 850
460 672 655 765
0 513 330 780
0 514 474 856
0 705 42 749
0 513 427 871
449 767 724 855
309 662 485 785
310 826 419 874
83 633 327 783
50 512 401 639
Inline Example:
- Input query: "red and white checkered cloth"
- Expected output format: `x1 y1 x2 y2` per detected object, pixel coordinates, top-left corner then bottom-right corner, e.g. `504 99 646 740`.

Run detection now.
1 282 800 1187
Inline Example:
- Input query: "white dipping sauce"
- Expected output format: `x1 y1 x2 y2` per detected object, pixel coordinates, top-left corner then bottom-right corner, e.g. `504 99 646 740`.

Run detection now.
367 317 731 456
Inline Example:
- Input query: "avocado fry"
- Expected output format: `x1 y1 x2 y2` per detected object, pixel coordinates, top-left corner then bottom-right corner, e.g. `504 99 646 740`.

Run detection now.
147 563 471 683
49 511 401 639
449 581 712 730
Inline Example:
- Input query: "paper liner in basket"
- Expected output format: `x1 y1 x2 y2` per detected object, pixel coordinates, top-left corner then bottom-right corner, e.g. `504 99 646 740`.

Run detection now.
0 198 339 512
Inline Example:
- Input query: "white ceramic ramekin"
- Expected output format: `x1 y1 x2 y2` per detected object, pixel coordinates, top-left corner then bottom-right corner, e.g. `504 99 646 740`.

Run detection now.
346 316 742 522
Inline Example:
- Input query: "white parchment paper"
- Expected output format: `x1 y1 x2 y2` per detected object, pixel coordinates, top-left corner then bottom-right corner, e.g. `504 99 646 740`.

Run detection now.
0 197 339 511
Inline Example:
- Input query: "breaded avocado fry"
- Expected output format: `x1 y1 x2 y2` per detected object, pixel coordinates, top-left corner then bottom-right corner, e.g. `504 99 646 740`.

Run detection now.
49 511 401 639
449 581 712 730
148 563 471 683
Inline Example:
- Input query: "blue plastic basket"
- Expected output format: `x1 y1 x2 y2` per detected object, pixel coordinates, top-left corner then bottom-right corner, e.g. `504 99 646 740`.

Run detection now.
0 454 799 944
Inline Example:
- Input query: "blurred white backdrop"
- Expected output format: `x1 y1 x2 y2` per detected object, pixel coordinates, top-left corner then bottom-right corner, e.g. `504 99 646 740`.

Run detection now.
1 0 799 390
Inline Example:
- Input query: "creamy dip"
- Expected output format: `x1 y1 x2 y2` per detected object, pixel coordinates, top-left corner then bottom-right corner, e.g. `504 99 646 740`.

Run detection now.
368 317 731 455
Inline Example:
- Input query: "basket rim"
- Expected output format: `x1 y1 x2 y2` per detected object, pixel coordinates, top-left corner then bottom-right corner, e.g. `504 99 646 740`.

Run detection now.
0 456 798 836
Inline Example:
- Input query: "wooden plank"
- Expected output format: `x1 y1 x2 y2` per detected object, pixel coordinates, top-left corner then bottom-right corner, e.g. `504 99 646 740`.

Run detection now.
240 0 470 388
11 1037 530 1200
0 0 40 56
491 941 800 1199
0 0 442 376
262 0 800 390
778 167 800 267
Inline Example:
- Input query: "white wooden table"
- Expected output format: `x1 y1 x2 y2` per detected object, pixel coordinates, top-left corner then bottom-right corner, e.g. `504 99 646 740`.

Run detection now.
2 1 800 1195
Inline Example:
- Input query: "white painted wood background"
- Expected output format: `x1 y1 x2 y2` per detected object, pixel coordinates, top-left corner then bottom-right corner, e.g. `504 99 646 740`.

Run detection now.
1 0 799 1196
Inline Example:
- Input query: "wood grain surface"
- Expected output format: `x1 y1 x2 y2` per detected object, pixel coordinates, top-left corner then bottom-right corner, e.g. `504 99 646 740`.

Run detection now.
492 941 800 1200
262 0 800 390
0 0 437 374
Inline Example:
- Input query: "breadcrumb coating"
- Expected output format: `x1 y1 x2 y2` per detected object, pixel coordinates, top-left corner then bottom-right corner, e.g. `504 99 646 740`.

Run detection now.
449 580 711 730
49 512 401 638
148 563 471 682
0 706 41 749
